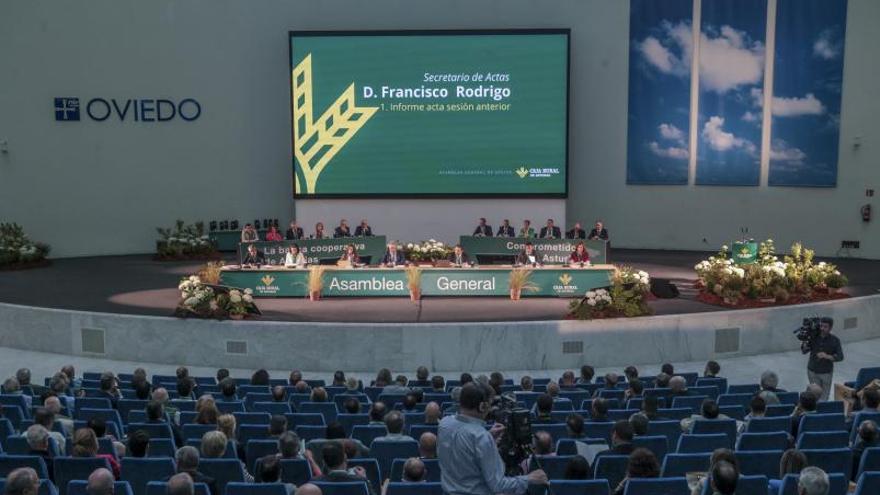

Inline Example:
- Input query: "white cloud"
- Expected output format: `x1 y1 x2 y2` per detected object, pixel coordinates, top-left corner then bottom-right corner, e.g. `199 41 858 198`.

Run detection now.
741 111 760 123
813 30 842 60
699 25 765 93
750 88 764 108
701 116 756 154
659 123 685 142
772 93 825 117
769 139 807 165
649 141 690 160
637 21 693 78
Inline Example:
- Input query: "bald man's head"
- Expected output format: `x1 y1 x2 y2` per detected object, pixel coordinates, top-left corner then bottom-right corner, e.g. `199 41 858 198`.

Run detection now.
294 484 322 495
419 432 437 459
167 473 194 495
86 468 115 495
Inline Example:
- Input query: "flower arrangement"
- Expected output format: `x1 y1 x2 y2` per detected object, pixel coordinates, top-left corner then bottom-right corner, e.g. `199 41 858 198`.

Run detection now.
568 266 653 319
405 265 422 300
307 265 326 301
156 220 218 260
0 223 51 269
694 239 848 307
174 275 259 319
405 239 452 262
508 268 538 300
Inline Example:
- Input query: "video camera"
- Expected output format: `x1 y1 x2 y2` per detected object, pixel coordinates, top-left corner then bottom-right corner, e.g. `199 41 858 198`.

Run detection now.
488 393 533 475
794 317 821 342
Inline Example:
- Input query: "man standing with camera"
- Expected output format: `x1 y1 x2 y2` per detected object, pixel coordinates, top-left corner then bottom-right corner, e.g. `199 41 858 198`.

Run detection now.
438 383 547 495
802 317 844 401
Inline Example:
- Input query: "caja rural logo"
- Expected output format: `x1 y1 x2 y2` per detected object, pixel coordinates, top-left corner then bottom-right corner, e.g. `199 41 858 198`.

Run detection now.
553 272 579 295
292 54 378 194
257 275 280 295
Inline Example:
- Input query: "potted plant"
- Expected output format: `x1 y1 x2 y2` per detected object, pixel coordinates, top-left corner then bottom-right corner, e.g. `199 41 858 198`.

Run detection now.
308 265 326 301
405 265 422 301
508 268 536 300
826 271 848 294
225 289 251 319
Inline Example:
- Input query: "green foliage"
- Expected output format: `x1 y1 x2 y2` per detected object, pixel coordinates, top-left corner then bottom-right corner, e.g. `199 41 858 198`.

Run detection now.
568 266 652 320
0 222 50 267
156 219 216 258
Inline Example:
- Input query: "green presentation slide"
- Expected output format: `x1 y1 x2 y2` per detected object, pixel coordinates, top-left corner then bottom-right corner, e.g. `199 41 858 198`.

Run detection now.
289 30 570 197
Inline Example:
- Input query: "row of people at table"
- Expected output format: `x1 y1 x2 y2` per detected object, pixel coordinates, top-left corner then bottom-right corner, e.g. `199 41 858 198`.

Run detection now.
241 219 374 242
241 240 592 268
474 218 609 240
240 218 609 243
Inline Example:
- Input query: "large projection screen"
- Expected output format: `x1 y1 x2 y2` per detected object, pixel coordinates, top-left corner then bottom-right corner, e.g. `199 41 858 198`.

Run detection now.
289 30 570 198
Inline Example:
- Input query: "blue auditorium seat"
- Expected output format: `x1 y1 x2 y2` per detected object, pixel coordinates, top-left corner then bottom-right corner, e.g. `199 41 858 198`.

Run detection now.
251 402 292 415
280 458 312 486
583 422 615 444
657 408 692 421
530 423 569 444
182 423 216 441
146 438 175 458
120 457 176 495
76 408 123 432
337 413 370 435
0 455 50 479
855 472 880 495
199 458 245 495
245 439 279 472
736 450 783 479
736 432 789 451
632 435 667 461
0 395 33 419
549 480 610 495
312 481 370 495
799 413 845 434
117 400 148 425
726 384 760 395
698 474 767 495
297 402 338 423
746 416 791 433
816 401 844 414
347 458 381 495
850 412 880 443
766 404 795 417
802 448 852 476
717 393 752 409
796 431 849 449
389 458 441 483
594 455 629 490
126 423 174 445
54 457 112 495
369 440 419 481
622 477 689 495
384 483 443 495
690 419 737 443
695 378 728 395
225 482 288 495
294 425 327 442
647 420 683 452
233 412 270 426
856 447 880 480
243 393 274 410
676 434 731 453
145 482 209 495
670 396 709 413
778 473 847 495
69 481 133 495
408 424 438 441
286 413 326 427
352 425 388 446
660 453 710 477
215 401 245 414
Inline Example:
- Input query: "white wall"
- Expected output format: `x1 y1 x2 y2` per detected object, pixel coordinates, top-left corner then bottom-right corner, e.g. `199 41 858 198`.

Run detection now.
1 0 878 258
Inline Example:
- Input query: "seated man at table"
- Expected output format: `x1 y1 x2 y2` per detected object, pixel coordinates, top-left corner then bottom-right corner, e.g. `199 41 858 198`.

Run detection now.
285 220 304 240
381 242 406 267
242 244 265 267
540 219 561 239
566 222 586 239
240 223 259 243
519 219 536 238
588 220 609 241
570 242 590 265
497 219 515 238
334 219 351 238
354 219 373 237
447 244 470 267
472 217 493 237
516 242 542 266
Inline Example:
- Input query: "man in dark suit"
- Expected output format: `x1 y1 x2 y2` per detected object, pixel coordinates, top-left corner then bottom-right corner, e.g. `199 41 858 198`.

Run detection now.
594 420 635 461
588 221 609 241
539 219 561 239
334 219 351 238
381 242 406 267
285 221 304 240
242 244 265 266
448 245 470 266
496 219 515 238
314 442 376 495
566 222 586 239
516 242 542 266
354 219 373 237
472 218 493 237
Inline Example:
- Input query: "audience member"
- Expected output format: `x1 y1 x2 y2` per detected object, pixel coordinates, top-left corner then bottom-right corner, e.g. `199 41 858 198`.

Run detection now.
166 446 217 495
596 421 635 461
578 365 595 385
852 420 879 481
127 429 150 458
629 413 649 437
374 411 416 443
798 466 830 495
704 361 721 378
4 467 40 495
563 455 591 480
769 449 808 494
612 448 659 495
166 473 194 495
418 432 437 459
24 425 54 481
402 457 426 482
314 442 375 495
72 427 120 478
591 398 610 423
86 468 115 495
791 391 819 438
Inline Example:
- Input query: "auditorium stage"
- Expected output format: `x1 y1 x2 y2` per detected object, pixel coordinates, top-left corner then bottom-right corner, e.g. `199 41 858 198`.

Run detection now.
1 249 878 323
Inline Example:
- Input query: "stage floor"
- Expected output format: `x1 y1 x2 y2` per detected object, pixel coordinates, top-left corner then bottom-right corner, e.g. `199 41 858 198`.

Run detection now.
1 249 877 323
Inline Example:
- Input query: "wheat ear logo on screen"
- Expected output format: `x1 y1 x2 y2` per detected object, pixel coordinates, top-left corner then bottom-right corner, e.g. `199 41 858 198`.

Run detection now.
291 54 378 195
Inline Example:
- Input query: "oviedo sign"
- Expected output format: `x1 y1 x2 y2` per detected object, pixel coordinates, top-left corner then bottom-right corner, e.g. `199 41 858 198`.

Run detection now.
54 97 202 122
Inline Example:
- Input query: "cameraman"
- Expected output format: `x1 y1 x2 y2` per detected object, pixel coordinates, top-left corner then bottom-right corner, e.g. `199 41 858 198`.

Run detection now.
438 383 547 495
802 317 844 401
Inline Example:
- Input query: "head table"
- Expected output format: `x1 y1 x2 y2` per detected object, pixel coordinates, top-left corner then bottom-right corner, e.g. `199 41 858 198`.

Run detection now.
220 264 616 298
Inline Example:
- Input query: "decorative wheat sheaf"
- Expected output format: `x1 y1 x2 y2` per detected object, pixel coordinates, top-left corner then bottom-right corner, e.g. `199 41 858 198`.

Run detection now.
292 54 378 194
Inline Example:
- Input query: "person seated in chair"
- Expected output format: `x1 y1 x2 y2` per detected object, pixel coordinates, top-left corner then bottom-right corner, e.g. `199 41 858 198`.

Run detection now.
540 219 561 239
595 420 635 460
334 219 351 238
516 242 541 266
284 245 306 268
24 425 54 482
381 242 406 267
569 242 590 265
532 394 555 424
447 244 470 266
242 244 265 267
680 399 733 433
313 222 326 239
566 222 587 239
240 224 259 243
519 219 536 238
373 411 417 443
285 221 304 240
164 446 218 495
338 244 360 265
354 219 373 237
496 219 515 238
588 221 609 241
265 225 283 242
313 442 376 495
472 218 493 237
401 457 427 482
